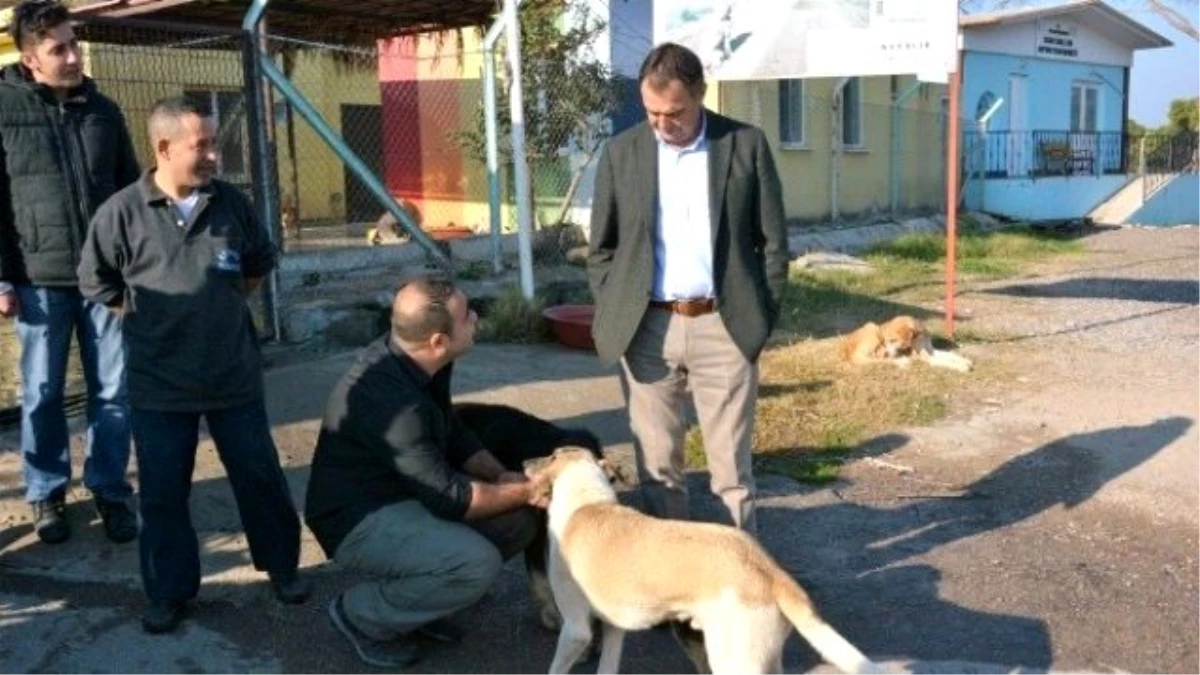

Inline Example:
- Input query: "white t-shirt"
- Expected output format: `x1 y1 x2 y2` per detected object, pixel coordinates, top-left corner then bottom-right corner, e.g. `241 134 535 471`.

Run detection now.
173 192 201 221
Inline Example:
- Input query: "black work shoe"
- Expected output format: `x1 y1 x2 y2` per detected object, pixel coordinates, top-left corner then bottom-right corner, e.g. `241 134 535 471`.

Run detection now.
268 569 312 605
142 598 186 634
95 497 138 543
416 616 464 644
327 595 420 668
32 495 70 544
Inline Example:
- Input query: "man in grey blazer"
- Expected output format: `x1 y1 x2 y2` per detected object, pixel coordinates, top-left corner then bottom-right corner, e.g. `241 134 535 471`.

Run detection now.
587 42 789 534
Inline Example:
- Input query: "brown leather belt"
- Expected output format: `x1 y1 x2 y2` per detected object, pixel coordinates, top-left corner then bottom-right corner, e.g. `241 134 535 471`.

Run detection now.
648 298 717 317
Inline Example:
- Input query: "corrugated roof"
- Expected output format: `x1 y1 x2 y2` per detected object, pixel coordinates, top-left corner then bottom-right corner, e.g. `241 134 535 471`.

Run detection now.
5 0 501 45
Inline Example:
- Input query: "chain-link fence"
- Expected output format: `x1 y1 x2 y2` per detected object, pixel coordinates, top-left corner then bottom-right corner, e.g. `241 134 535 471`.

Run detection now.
720 78 955 222
1 8 990 409
2 20 256 411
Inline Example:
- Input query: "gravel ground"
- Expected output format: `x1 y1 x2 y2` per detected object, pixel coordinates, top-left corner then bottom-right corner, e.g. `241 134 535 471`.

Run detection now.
0 224 1196 674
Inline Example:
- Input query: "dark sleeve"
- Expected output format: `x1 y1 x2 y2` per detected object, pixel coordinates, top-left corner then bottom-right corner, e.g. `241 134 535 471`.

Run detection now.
232 187 277 278
446 410 486 468
113 108 140 189
754 129 789 323
586 143 618 304
77 199 127 306
0 133 19 284
378 399 474 521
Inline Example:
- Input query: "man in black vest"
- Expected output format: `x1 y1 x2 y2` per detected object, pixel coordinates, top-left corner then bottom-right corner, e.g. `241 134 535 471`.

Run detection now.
0 0 140 545
587 42 789 534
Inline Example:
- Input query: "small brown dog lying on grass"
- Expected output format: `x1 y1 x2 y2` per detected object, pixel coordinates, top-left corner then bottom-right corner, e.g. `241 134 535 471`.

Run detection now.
842 316 973 373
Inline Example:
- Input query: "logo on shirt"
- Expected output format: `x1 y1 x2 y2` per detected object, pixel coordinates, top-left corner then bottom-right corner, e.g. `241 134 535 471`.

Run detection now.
214 249 242 274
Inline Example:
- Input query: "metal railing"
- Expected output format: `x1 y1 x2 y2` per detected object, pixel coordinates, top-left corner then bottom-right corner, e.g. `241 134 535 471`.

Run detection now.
1136 131 1199 199
963 130 1127 180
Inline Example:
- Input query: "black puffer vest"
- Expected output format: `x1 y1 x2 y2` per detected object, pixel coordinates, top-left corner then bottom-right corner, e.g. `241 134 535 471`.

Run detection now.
0 64 139 286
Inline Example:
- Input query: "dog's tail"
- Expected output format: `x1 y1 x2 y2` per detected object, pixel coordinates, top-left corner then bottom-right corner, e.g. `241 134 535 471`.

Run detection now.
773 572 878 674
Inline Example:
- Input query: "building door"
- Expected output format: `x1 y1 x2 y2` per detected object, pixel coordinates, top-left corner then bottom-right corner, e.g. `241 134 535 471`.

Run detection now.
341 104 384 224
1007 74 1028 176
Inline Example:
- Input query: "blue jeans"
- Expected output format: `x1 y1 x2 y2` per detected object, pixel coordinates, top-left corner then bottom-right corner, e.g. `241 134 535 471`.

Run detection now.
15 284 131 503
131 398 301 601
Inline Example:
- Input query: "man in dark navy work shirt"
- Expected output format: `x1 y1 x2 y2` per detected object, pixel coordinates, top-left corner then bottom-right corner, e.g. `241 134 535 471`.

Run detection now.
77 96 309 635
305 274 545 669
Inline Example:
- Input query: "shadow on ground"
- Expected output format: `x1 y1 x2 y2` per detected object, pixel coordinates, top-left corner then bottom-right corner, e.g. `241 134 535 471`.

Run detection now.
983 277 1199 305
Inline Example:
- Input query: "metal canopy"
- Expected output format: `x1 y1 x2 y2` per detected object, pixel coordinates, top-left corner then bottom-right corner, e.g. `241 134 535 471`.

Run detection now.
63 0 499 43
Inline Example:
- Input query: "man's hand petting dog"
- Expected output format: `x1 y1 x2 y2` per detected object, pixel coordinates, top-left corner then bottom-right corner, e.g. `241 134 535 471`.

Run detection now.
497 471 528 485
492 471 550 509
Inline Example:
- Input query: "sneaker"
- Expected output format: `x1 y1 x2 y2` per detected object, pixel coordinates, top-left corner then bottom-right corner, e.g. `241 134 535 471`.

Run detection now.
32 494 70 544
268 569 312 605
95 497 138 543
142 598 186 634
415 617 464 644
327 595 420 668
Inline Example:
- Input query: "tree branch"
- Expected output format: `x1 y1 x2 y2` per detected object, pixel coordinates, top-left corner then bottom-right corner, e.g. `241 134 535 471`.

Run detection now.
1146 0 1199 41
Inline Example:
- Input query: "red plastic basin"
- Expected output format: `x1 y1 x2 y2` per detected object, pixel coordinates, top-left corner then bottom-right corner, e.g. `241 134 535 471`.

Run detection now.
542 304 596 351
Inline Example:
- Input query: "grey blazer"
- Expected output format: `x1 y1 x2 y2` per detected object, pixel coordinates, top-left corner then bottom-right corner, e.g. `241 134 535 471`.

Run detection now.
586 110 790 364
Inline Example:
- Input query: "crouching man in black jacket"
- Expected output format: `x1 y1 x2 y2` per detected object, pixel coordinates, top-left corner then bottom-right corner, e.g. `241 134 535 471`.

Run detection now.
0 0 140 545
305 274 546 669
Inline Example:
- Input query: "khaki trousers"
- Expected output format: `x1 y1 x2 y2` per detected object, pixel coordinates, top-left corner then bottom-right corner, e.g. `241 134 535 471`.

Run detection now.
620 308 758 533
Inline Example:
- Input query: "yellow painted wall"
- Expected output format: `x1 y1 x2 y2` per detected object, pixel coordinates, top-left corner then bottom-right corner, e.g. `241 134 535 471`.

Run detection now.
85 42 243 168
0 7 15 67
0 36 17 67
275 50 381 221
83 42 379 222
717 76 947 223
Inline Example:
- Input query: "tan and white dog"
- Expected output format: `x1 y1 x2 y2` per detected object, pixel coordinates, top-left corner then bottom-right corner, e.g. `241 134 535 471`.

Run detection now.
842 315 973 373
526 448 879 675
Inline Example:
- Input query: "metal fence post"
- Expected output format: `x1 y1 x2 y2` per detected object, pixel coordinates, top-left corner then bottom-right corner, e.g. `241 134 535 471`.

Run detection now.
241 2 282 342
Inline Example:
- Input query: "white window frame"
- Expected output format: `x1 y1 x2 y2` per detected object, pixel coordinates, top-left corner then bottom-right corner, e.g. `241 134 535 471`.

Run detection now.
841 77 864 149
778 79 807 149
1070 81 1100 132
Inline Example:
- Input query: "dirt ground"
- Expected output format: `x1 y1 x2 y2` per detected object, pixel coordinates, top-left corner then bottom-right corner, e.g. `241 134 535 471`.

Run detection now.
0 224 1196 673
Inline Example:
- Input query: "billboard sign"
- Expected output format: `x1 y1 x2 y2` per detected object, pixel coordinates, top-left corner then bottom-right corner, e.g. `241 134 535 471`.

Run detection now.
654 0 958 81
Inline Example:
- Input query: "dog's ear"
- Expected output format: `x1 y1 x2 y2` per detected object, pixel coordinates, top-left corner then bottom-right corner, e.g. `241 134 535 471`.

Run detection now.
597 456 629 485
522 455 554 479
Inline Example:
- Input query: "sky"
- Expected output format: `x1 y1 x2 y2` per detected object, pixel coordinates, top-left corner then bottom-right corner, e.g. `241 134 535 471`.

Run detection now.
1121 5 1199 126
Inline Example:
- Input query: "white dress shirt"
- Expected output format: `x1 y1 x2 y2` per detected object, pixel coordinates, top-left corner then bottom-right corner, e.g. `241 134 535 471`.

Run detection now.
652 116 714 301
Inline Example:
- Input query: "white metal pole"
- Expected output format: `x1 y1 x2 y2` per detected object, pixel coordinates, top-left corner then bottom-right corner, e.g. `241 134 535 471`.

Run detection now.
505 0 535 300
482 17 507 274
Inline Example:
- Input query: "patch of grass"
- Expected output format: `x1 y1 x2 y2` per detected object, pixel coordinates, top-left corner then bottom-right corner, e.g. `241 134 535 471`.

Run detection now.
815 419 864 451
751 338 974 483
455 260 492 281
756 450 848 485
776 269 915 337
678 342 966 486
779 226 1085 338
475 288 550 344
898 394 948 426
865 227 1084 275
